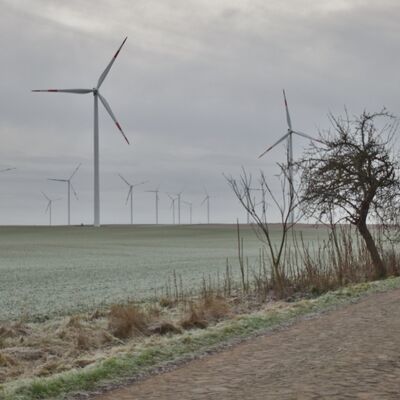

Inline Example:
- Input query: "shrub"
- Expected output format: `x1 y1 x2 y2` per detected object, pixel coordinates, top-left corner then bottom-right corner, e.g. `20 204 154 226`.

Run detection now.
108 304 148 339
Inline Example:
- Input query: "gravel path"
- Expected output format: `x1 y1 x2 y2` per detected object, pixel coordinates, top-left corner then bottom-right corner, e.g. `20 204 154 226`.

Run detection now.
94 289 400 399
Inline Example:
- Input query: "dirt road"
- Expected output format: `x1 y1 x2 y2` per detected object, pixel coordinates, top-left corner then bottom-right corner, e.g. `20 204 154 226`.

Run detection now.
94 289 400 399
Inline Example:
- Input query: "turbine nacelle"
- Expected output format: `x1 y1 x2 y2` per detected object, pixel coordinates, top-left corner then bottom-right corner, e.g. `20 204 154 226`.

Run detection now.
258 90 321 159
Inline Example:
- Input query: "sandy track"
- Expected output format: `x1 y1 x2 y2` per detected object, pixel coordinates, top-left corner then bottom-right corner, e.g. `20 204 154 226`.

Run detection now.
94 289 400 399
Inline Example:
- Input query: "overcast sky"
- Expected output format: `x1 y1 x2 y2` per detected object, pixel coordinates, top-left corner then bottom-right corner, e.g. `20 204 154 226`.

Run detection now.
0 0 399 225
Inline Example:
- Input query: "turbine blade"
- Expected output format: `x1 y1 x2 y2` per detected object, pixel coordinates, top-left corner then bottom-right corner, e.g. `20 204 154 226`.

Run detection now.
48 178 67 182
70 183 79 200
283 89 292 130
45 202 50 213
293 130 324 143
32 89 93 94
118 173 131 186
98 93 129 144
125 187 132 204
201 196 208 205
41 191 50 201
69 163 82 180
258 132 290 158
132 180 149 188
97 37 128 89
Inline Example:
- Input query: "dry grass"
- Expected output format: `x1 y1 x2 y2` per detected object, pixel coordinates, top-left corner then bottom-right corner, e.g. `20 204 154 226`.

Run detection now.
108 304 149 339
159 297 177 308
180 305 208 330
202 295 231 320
180 295 231 330
0 299 201 385
0 313 120 384
1 227 399 387
148 321 182 335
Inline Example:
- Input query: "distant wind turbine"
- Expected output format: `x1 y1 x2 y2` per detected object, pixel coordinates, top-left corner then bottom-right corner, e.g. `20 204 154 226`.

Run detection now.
201 188 210 224
183 200 193 224
119 174 148 225
41 192 61 226
33 37 130 228
258 90 321 224
146 187 160 224
167 193 176 224
175 191 183 224
48 163 81 225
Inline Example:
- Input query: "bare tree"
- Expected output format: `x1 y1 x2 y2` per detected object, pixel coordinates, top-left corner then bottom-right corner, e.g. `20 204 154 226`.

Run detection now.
225 165 301 295
299 109 400 279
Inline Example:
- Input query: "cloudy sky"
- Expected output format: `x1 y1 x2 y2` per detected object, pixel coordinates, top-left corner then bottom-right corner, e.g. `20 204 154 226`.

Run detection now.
0 0 399 225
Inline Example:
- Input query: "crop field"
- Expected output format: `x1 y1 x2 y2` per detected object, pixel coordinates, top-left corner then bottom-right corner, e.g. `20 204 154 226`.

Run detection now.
0 224 328 321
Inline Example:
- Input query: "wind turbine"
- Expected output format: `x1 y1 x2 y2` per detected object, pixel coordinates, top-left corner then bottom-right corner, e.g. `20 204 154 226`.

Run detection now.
201 188 210 224
258 90 321 224
146 187 160 224
183 200 193 224
175 191 183 224
48 163 81 225
167 193 176 224
32 37 130 228
41 192 61 226
118 174 148 225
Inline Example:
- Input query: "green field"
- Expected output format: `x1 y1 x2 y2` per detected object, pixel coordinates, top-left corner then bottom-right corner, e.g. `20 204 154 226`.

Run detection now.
0 224 328 321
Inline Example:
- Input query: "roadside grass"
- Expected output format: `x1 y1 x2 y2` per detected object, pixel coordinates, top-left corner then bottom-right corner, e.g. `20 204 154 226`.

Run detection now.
2 276 400 400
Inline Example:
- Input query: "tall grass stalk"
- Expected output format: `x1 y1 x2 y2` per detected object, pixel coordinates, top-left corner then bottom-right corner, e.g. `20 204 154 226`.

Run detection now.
161 225 400 305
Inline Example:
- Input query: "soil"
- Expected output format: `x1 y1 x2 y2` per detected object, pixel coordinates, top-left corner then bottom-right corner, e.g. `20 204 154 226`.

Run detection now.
93 288 400 399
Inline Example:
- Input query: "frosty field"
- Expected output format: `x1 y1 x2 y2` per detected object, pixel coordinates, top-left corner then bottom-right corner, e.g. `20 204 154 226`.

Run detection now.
0 224 327 321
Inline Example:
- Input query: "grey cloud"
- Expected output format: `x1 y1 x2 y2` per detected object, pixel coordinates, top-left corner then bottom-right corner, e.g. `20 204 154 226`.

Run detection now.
0 0 399 224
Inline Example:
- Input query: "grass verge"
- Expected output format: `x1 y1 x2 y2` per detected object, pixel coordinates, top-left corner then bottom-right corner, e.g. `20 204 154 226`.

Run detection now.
2 276 400 400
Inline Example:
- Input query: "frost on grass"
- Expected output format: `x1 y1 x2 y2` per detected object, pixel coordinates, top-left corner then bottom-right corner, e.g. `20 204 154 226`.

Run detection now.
0 225 275 321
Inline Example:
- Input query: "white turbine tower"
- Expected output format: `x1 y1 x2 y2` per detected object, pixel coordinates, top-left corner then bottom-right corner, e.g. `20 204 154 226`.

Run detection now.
183 200 193 224
258 90 320 224
33 37 130 228
41 192 61 226
146 187 160 224
167 193 176 225
201 188 210 224
118 174 147 225
48 163 81 225
175 191 183 225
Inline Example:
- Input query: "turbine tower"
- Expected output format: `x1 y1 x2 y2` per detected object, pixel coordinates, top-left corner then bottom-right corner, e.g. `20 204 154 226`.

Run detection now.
146 187 160 224
167 193 176 224
183 200 193 224
201 188 210 224
48 163 81 225
33 37 130 227
175 191 183 225
118 174 147 225
41 192 61 226
258 90 320 224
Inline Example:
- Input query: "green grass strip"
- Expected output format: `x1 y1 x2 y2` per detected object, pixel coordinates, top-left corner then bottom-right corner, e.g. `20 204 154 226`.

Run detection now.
2 277 400 400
